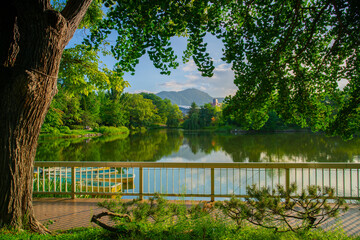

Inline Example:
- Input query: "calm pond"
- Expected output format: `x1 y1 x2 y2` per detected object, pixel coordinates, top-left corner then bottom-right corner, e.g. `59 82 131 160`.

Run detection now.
35 129 360 163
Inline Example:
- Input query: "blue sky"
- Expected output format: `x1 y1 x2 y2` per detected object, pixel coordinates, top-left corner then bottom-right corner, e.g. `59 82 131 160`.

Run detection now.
69 31 237 98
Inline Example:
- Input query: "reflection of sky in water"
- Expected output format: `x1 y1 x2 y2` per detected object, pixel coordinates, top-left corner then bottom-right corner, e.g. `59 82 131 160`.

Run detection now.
158 137 360 163
157 143 336 163
36 131 360 163
159 145 234 163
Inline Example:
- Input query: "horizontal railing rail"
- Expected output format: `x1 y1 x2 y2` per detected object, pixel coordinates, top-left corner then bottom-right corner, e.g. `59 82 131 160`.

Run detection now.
33 162 360 201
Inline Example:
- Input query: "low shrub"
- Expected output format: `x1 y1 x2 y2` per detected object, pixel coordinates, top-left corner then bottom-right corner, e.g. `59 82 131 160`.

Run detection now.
91 190 352 239
97 126 129 135
215 125 238 132
69 125 85 130
217 183 349 232
47 127 60 135
59 126 71 134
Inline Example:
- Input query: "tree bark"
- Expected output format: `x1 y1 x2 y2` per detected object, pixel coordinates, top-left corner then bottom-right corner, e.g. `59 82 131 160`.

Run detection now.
0 0 91 233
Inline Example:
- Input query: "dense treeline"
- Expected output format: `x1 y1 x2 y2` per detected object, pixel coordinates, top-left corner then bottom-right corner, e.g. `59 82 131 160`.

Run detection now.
42 45 183 133
183 102 220 130
181 101 297 131
42 89 183 133
43 45 298 134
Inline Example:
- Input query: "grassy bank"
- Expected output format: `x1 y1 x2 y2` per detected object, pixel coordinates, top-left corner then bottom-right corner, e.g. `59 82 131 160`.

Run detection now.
39 126 129 139
0 223 357 240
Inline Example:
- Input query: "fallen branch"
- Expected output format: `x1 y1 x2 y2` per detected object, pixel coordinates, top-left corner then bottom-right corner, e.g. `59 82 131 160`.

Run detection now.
91 212 132 233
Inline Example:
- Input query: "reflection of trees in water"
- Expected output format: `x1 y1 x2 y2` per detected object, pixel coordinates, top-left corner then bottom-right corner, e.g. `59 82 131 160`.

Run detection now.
112 130 183 161
35 130 183 162
184 131 216 155
36 130 360 163
217 133 360 163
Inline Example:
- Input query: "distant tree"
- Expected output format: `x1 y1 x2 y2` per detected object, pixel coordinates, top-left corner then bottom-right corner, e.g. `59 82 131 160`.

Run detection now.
80 93 101 128
141 93 183 127
121 93 158 129
183 113 200 130
100 90 127 127
166 104 183 127
140 93 170 124
44 44 129 130
183 102 199 129
188 102 199 117
199 103 216 128
184 102 217 129
42 96 64 130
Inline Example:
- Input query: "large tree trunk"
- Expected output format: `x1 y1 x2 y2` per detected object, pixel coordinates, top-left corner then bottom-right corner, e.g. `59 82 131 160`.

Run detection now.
0 0 91 233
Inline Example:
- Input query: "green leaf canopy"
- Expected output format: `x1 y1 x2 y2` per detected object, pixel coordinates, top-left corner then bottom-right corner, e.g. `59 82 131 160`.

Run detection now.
87 0 360 139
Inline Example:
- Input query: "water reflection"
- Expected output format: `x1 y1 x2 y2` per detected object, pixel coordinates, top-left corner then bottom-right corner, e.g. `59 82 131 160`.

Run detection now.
35 130 360 163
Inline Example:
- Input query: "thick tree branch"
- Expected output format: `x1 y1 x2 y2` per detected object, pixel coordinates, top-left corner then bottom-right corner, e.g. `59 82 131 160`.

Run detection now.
62 0 93 27
61 0 93 43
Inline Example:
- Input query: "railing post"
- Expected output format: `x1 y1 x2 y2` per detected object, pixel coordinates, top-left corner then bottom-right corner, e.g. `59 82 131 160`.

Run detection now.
211 168 215 202
139 167 143 200
285 167 291 204
285 168 290 192
71 166 76 199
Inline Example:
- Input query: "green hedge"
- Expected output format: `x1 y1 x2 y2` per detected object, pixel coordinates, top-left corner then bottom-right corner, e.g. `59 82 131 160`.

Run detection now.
96 126 129 135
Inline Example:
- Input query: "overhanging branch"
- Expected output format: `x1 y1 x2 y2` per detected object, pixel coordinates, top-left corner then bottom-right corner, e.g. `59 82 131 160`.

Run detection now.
61 0 93 42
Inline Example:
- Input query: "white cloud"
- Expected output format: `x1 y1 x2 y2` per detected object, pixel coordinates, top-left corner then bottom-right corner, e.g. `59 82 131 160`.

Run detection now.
184 73 200 81
159 80 197 92
157 60 237 97
181 60 197 72
215 63 232 72
129 89 155 94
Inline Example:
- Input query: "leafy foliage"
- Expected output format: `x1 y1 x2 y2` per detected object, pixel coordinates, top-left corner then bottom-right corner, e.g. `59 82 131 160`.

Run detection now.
220 0 360 139
217 183 349 232
97 194 215 236
183 102 218 129
119 93 159 129
140 93 183 126
59 44 128 96
87 0 215 76
86 0 360 139
92 190 350 238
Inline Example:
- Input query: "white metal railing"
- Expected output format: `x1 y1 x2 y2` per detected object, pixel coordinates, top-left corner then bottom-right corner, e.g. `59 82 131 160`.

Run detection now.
33 162 360 200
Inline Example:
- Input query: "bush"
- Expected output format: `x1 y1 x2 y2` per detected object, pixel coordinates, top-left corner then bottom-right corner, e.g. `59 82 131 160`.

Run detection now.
91 192 352 239
69 125 84 130
215 125 238 132
48 127 60 135
217 183 349 233
59 126 71 134
93 194 216 237
40 124 61 134
97 126 129 135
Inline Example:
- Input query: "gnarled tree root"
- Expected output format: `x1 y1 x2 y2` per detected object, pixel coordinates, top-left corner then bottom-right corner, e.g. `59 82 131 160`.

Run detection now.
29 215 51 234
91 212 132 233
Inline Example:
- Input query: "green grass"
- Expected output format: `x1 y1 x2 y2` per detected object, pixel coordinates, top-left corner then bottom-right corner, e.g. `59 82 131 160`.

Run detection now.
0 228 114 240
0 223 358 240
40 129 100 138
39 126 129 139
96 126 129 135
33 178 72 198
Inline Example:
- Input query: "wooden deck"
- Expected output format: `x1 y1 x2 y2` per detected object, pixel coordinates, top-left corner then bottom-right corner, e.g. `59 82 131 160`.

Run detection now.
33 198 360 236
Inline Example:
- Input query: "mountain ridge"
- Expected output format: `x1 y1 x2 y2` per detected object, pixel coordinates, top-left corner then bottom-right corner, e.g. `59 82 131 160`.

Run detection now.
156 88 223 106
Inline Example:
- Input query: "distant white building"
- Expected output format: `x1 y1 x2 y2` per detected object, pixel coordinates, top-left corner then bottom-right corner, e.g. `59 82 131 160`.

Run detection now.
211 98 222 107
